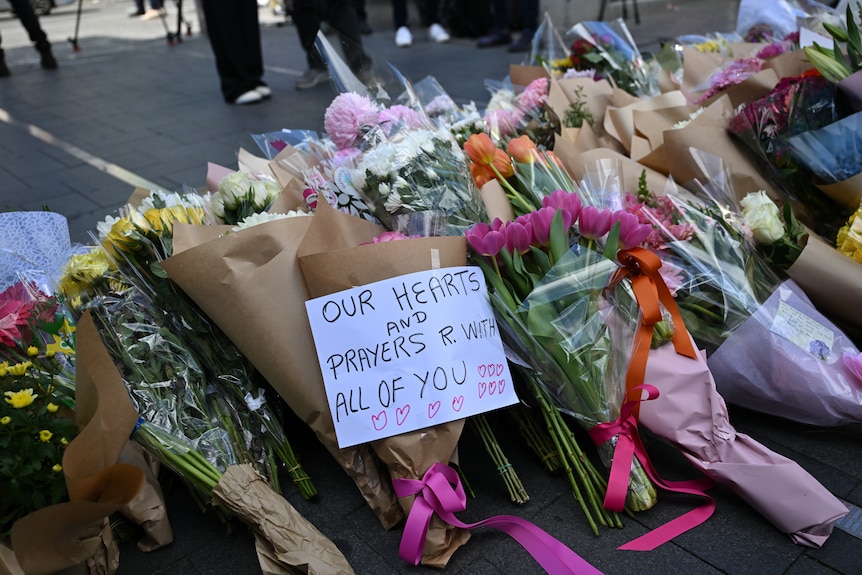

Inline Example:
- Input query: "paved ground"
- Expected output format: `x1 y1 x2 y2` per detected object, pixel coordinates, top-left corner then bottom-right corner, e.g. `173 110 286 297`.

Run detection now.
2 1 862 574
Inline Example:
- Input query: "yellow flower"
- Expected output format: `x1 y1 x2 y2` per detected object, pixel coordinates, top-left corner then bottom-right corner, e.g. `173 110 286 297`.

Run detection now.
0 361 7 377
7 361 32 376
104 217 142 254
4 389 37 409
39 429 53 442
1 416 10 425
187 207 206 225
52 464 62 473
27 345 39 357
47 402 59 413
837 207 862 264
60 437 69 446
144 207 166 233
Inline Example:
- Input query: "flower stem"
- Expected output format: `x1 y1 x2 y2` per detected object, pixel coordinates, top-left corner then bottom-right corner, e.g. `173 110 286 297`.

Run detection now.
469 414 529 504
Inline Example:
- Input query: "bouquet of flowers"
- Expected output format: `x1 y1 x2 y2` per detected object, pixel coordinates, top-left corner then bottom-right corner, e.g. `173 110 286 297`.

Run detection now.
321 91 487 236
1 281 77 537
211 170 282 225
466 190 665 529
565 18 659 97
411 75 484 146
727 68 850 238
483 76 561 150
632 178 862 427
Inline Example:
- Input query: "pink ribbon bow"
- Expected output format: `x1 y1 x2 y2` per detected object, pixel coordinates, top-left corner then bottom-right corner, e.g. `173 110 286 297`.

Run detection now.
393 462 604 574
588 384 716 551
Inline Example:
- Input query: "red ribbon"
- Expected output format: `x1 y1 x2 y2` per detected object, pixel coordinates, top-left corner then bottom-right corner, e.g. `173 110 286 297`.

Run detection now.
588 384 715 551
393 462 605 574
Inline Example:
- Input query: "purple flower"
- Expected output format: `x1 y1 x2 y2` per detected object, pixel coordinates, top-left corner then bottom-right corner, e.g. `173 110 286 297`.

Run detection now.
542 190 581 229
614 210 652 250
528 208 555 246
505 219 533 254
577 206 613 240
466 222 506 256
377 105 426 135
324 92 381 150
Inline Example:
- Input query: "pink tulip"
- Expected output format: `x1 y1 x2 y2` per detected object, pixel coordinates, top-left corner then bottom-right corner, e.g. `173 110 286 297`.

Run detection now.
528 207 556 246
505 219 533 254
466 222 506 257
577 206 613 240
542 190 581 229
614 210 652 250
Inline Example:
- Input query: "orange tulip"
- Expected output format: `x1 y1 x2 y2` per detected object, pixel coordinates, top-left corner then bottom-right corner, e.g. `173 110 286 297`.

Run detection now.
507 135 539 164
470 162 495 188
464 133 497 165
492 148 514 178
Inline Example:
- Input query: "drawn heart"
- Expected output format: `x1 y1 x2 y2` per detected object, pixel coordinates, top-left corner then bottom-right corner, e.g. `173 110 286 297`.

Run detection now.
371 411 387 431
452 396 464 412
478 364 486 378
498 379 506 394
478 381 487 398
489 380 497 395
495 363 505 376
428 401 441 418
396 405 410 426
487 363 496 377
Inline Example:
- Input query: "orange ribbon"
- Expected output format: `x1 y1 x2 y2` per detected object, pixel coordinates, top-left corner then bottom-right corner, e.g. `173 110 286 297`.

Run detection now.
612 247 697 414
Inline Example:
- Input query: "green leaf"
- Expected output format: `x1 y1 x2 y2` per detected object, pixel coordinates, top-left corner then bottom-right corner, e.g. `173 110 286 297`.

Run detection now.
548 210 569 265
602 222 621 261
824 20 850 43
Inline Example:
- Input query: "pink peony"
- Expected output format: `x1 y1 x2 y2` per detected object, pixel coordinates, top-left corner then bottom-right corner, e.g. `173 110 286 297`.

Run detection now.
324 92 381 150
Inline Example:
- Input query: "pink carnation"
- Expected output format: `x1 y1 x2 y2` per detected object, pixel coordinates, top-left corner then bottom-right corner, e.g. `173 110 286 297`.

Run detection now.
324 92 381 150
519 77 549 111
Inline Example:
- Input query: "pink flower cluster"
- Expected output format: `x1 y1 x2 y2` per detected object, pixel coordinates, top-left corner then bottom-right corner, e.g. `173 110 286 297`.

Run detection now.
323 92 427 150
0 282 51 347
622 192 694 250
695 58 763 105
484 77 550 138
466 190 652 257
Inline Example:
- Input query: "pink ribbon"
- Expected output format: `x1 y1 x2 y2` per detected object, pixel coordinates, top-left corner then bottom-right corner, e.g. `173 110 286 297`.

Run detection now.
393 462 604 574
588 384 716 551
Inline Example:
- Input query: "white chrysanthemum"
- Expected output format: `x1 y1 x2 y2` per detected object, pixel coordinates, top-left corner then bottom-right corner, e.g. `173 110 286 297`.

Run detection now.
96 214 122 240
230 210 310 233
393 176 410 190
378 183 390 197
383 190 404 213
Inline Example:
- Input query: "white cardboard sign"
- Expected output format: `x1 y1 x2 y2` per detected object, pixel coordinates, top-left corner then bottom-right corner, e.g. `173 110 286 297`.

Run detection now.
306 266 517 448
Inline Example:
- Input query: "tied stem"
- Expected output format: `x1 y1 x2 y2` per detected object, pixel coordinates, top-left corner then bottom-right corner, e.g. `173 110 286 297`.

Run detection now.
469 414 529 504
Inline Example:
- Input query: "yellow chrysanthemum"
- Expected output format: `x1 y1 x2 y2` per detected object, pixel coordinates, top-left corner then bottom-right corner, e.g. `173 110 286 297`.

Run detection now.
104 217 143 254
837 207 862 264
52 464 62 473
47 402 59 413
4 388 38 408
143 207 166 233
26 346 39 357
39 429 53 442
60 437 69 446
0 361 7 377
1 416 10 425
7 361 32 376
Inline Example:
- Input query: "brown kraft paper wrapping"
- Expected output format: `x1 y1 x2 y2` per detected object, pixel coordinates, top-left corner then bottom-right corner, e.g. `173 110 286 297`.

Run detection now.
296 200 470 568
162 219 403 530
11 312 146 575
814 172 862 212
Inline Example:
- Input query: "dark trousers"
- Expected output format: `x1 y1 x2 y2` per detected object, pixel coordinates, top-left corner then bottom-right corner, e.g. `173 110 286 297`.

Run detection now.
491 0 538 34
200 0 264 102
4 0 49 48
392 0 440 29
292 0 370 73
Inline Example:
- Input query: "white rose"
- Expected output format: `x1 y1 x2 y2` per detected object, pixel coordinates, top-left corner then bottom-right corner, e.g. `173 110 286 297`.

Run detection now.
740 191 785 244
217 172 252 206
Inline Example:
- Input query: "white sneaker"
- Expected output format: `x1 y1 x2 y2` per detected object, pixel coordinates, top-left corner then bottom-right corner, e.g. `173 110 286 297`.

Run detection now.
429 23 450 44
255 85 272 98
234 89 263 105
395 26 412 47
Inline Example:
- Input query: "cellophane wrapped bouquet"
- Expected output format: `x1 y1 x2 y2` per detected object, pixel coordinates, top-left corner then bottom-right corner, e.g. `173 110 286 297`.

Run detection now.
628 174 862 427
483 76 561 150
466 189 661 532
319 91 487 236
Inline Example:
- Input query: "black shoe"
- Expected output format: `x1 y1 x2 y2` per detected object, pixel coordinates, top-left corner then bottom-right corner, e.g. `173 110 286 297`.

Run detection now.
477 31 511 48
508 31 534 53
37 44 57 69
359 20 373 35
295 67 329 90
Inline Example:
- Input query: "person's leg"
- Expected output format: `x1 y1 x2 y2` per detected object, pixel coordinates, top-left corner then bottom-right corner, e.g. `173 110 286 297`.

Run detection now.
292 0 331 88
325 0 372 72
477 0 510 47
391 0 408 30
507 0 538 52
0 33 9 77
149 0 165 10
6 0 56 68
200 0 262 102
422 0 449 42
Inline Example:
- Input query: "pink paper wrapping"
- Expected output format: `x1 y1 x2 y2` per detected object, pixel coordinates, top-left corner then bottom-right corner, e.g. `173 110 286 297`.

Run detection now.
638 341 848 547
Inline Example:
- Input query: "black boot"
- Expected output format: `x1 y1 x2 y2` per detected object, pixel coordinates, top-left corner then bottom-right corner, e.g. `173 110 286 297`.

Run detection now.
0 49 10 77
36 42 57 70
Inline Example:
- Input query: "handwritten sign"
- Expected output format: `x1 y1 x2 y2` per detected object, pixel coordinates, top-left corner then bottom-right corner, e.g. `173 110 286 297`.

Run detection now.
305 266 518 448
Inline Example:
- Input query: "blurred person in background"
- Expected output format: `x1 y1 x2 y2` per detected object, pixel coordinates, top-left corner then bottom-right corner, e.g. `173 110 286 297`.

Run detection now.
477 0 538 52
354 0 372 34
0 0 57 76
199 0 270 104
129 0 166 20
292 0 373 90
391 0 449 47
